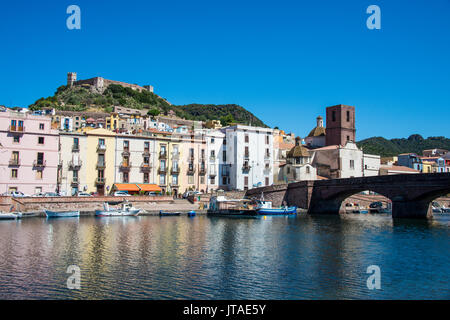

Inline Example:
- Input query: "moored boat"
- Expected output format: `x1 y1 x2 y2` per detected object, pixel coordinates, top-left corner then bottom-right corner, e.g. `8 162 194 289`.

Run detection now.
95 200 141 217
45 210 80 218
0 212 23 220
159 211 181 216
187 210 196 217
207 196 258 217
255 200 297 215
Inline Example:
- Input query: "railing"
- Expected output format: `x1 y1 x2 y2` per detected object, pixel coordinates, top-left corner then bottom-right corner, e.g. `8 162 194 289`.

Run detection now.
8 126 25 133
96 162 106 169
140 163 152 172
242 163 251 171
72 144 80 152
9 159 20 166
209 168 217 177
95 177 106 184
170 182 179 187
159 151 167 159
69 160 83 170
187 164 196 174
172 152 180 160
171 166 180 174
209 155 216 162
122 148 130 156
158 167 167 174
97 144 106 152
264 153 271 159
33 160 46 167
119 162 131 171
263 165 272 173
143 149 150 156
244 153 250 159
199 166 206 175
71 177 79 184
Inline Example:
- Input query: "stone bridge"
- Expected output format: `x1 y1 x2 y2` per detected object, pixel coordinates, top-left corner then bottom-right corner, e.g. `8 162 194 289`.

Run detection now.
245 173 450 219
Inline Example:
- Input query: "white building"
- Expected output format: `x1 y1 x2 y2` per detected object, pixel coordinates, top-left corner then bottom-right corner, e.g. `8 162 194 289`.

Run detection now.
222 125 274 190
363 154 381 176
280 137 317 182
200 129 226 192
59 132 87 195
114 134 157 185
312 141 364 179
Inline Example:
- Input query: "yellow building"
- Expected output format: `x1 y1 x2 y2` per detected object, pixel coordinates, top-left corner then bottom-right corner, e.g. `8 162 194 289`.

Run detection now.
85 128 116 195
106 113 120 131
422 161 433 173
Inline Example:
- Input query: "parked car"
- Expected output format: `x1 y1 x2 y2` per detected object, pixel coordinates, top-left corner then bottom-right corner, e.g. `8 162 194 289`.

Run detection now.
76 192 93 197
32 192 46 197
369 201 383 209
9 191 30 198
44 192 60 197
113 191 131 197
145 191 158 196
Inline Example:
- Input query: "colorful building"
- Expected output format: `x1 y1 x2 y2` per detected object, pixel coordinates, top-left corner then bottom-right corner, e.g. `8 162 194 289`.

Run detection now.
0 109 59 195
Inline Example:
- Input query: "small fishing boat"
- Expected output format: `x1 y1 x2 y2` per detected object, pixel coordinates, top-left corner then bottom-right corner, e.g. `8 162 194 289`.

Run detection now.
96 200 141 217
207 196 258 217
159 211 181 216
344 203 369 214
45 210 80 218
255 200 297 215
0 212 23 220
187 210 196 217
431 201 443 213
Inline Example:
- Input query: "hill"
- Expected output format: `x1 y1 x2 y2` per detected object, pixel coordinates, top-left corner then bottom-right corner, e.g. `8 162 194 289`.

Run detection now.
357 135 450 157
28 84 268 127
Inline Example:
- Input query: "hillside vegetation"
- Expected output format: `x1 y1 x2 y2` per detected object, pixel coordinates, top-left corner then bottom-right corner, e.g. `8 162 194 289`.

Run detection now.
28 84 268 127
357 135 450 157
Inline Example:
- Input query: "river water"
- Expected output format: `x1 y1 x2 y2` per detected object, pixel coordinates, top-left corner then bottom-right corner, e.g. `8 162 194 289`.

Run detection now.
0 214 448 300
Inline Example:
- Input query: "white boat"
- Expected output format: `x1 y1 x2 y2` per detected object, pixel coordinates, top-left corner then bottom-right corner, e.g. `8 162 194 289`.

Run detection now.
0 212 23 220
431 202 444 213
344 203 368 214
95 200 141 217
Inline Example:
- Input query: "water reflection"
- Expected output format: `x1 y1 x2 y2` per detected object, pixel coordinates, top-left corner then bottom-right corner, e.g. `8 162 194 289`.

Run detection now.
0 214 448 299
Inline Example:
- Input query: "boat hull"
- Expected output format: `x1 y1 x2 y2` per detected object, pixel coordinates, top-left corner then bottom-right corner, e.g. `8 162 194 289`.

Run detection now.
45 210 80 218
256 206 297 215
207 209 258 217
0 212 22 220
159 211 181 216
95 209 140 217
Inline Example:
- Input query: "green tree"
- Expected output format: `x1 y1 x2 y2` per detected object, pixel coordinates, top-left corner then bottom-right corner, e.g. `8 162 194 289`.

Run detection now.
147 108 160 119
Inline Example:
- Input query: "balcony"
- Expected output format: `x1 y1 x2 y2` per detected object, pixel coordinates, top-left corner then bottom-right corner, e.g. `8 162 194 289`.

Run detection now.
140 163 152 172
264 153 271 159
264 165 272 173
244 153 250 159
95 177 106 185
188 155 195 162
72 144 80 152
159 151 167 159
172 152 180 160
199 166 206 175
122 148 130 156
69 160 83 170
119 162 132 171
158 167 167 175
171 166 180 175
8 126 25 133
209 155 216 162
143 149 150 156
170 182 179 187
187 164 196 175
96 162 106 169
71 177 79 185
97 144 106 153
242 163 251 171
33 160 46 168
209 168 217 177
9 158 20 166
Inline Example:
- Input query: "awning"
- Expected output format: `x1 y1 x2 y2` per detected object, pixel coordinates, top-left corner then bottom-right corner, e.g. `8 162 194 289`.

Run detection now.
137 184 162 192
113 184 140 192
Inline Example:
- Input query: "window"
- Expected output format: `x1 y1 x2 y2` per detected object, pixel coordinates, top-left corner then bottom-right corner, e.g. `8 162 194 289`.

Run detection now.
123 140 129 151
143 156 150 165
265 177 269 186
210 176 215 184
189 148 194 158
350 160 355 169
36 170 43 180
211 138 215 144
11 169 18 179
13 136 20 143
332 110 336 122
144 173 149 183
123 172 129 183
306 166 310 174
37 152 44 165
200 176 205 184
160 160 166 170
144 141 150 152
244 176 249 186
223 138 227 145
160 175 166 185
188 175 194 184
38 137 44 144
222 176 227 185
35 187 42 194
99 138 105 146
266 135 270 144
347 136 350 141
172 175 178 185
223 150 227 162
346 111 350 122
245 146 249 158
245 134 249 143
39 123 44 130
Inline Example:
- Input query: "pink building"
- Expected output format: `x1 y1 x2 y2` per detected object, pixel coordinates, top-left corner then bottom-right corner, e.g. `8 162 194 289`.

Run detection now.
0 109 59 195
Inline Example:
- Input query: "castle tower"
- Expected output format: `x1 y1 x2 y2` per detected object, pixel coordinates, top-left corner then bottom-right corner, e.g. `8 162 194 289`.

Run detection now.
325 104 355 146
67 72 77 86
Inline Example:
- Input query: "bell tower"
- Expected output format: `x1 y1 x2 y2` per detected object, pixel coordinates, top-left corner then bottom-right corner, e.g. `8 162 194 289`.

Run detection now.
67 72 77 86
325 104 356 146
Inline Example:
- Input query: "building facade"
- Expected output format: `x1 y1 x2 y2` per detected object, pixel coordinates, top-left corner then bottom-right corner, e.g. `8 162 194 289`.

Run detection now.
0 110 59 195
325 104 356 146
59 132 87 195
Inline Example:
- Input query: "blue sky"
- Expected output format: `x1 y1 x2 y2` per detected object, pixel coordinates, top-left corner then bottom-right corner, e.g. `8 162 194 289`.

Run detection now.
0 0 449 140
